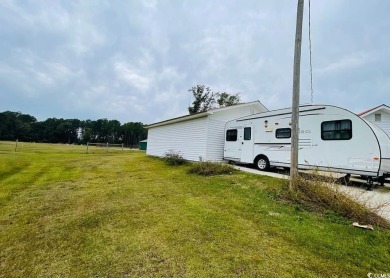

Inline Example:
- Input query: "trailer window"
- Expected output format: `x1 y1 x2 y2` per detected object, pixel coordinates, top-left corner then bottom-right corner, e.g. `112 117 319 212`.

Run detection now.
244 127 251 140
276 128 291 139
321 120 352 140
226 129 237 141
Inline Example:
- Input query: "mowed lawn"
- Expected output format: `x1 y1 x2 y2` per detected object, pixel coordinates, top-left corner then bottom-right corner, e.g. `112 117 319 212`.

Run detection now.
0 142 389 277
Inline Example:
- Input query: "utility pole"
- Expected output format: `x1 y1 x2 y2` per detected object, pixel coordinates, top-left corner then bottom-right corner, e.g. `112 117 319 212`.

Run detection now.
290 0 304 190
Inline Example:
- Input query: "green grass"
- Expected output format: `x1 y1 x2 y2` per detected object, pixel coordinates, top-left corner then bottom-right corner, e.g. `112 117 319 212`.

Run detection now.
0 141 389 277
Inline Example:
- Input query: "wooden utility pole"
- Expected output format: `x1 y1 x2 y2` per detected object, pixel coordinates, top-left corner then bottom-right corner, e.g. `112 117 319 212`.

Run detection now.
290 0 304 190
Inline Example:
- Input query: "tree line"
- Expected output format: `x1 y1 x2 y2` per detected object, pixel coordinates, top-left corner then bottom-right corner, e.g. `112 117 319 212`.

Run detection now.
0 111 147 147
0 85 240 145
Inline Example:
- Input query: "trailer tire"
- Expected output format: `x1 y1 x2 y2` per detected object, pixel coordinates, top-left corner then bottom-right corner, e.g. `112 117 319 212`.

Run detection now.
255 155 270 171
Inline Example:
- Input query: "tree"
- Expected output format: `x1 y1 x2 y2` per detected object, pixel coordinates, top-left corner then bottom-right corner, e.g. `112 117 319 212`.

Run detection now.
41 118 59 143
215 92 241 107
188 85 215 114
56 121 73 144
188 85 241 114
107 120 121 143
55 119 80 144
16 113 38 141
0 110 148 146
0 111 38 141
82 127 92 143
121 122 147 147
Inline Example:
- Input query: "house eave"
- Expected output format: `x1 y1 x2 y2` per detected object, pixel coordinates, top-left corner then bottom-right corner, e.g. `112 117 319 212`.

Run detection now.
144 112 209 129
144 100 268 129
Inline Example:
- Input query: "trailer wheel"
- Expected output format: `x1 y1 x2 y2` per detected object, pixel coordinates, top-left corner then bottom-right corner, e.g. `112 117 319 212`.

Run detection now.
255 155 270 171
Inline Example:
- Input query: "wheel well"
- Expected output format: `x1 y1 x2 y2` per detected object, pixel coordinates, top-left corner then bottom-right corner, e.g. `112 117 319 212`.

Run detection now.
254 154 268 164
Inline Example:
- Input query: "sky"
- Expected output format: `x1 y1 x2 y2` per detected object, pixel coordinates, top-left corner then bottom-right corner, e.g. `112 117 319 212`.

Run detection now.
0 0 389 124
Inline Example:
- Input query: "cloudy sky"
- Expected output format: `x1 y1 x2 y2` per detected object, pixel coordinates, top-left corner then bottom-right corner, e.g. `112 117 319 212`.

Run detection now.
0 0 389 124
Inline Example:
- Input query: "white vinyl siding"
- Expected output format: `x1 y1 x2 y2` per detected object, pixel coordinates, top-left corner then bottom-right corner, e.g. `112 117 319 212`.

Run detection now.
146 102 268 162
362 110 390 138
146 117 208 161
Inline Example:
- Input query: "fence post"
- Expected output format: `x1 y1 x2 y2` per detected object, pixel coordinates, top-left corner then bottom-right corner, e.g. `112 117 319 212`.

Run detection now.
86 142 89 154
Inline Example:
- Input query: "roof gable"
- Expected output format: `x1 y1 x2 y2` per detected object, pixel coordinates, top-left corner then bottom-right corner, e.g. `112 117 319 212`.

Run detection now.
358 104 390 117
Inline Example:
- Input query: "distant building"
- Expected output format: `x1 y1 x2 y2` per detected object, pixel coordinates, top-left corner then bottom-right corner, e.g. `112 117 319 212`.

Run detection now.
139 139 147 150
145 101 268 162
358 104 390 138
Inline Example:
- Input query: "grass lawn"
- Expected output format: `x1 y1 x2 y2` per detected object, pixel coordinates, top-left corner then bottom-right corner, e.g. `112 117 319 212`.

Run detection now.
0 141 389 277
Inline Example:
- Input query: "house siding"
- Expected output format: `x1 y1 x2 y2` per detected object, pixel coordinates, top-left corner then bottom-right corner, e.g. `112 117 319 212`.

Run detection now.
363 110 390 138
146 117 208 161
146 102 268 162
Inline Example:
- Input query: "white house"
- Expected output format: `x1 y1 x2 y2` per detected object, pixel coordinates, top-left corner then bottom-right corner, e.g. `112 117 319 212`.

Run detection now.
145 101 268 162
358 104 390 138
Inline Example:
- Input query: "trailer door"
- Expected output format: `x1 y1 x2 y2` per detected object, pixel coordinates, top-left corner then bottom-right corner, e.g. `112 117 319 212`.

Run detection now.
240 126 254 163
224 127 241 161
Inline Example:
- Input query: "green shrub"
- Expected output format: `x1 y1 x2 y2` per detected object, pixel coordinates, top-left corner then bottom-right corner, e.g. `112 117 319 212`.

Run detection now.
188 161 236 176
163 150 186 166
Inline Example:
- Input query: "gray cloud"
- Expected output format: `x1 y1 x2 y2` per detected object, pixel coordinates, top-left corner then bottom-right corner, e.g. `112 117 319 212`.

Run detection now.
0 0 389 123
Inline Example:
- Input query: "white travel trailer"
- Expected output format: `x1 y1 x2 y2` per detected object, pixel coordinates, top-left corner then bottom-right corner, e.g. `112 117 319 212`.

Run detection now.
224 105 390 187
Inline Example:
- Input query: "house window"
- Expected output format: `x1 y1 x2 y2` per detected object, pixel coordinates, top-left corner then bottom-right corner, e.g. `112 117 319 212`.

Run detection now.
321 120 352 140
375 113 381 122
244 127 251 140
276 128 291 139
226 129 237 141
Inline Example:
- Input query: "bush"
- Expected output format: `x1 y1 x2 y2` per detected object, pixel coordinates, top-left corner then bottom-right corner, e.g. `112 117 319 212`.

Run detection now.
284 173 390 229
163 150 186 166
188 161 236 176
